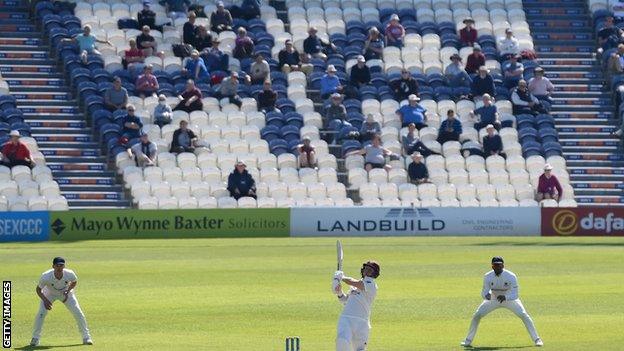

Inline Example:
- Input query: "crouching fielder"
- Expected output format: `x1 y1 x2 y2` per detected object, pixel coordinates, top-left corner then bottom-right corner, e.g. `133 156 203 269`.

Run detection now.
333 261 380 351
461 256 543 347
30 257 92 347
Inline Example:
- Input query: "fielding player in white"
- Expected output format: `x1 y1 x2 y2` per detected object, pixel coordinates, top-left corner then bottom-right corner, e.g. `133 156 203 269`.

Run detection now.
333 261 380 351
30 257 93 346
461 256 543 347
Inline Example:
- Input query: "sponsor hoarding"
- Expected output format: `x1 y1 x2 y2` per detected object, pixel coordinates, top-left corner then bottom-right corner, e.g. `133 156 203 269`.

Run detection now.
542 207 624 236
291 207 540 236
0 211 49 242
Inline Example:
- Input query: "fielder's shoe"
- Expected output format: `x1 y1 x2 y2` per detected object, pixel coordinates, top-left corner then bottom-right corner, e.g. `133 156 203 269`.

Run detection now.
535 338 544 347
460 340 472 347
83 338 93 345
30 338 39 346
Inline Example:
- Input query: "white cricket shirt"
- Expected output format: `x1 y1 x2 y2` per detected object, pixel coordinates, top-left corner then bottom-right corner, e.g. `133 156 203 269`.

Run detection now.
481 269 519 300
38 269 78 296
341 277 377 321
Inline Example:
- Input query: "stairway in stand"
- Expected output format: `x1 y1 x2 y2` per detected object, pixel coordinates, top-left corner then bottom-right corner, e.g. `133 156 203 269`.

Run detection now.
0 0 130 208
524 0 624 206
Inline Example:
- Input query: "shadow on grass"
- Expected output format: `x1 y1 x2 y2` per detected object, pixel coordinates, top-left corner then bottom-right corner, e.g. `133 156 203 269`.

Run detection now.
15 344 84 350
466 346 534 350
471 241 624 247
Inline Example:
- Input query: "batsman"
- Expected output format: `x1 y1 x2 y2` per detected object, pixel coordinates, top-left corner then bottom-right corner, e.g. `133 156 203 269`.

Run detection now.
332 241 380 351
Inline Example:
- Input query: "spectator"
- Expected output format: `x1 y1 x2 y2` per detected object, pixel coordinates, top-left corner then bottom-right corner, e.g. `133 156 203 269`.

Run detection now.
183 50 210 82
297 136 317 168
136 25 158 57
396 94 428 129
598 16 623 51
229 0 261 21
471 94 500 131
202 38 229 72
465 45 485 75
227 161 257 200
528 67 554 105
303 27 335 61
391 69 419 102
279 39 313 74
498 28 520 61
536 164 562 202
502 54 524 89
210 1 233 33
174 79 203 112
325 93 347 124
320 65 343 99
445 54 472 87
470 66 496 98
220 71 248 107
128 132 157 168
170 120 201 154
385 14 405 48
153 94 172 128
363 27 385 60
459 18 477 47
350 55 371 87
511 80 547 115
123 39 145 77
607 44 624 78
61 25 110 64
407 153 429 184
182 11 197 45
349 134 395 171
135 64 159 97
0 130 34 168
360 114 381 143
121 105 143 139
137 1 156 30
104 77 128 111
193 25 213 51
233 27 254 60
249 53 270 84
257 80 278 113
482 124 506 158
164 0 190 19
437 110 462 144
402 123 437 157
612 120 624 147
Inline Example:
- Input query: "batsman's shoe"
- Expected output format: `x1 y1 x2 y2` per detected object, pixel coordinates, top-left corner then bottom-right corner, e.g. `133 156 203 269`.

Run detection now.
83 338 94 345
30 338 39 346
535 338 543 347
460 340 471 347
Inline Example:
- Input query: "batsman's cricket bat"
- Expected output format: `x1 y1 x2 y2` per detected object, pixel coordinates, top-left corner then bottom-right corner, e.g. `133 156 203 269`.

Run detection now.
336 240 343 271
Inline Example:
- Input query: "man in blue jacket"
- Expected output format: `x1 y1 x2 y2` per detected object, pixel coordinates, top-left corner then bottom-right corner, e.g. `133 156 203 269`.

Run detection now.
437 110 462 144
227 161 257 199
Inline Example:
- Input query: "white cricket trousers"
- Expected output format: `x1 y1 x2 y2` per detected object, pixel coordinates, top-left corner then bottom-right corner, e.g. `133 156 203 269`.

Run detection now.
32 291 91 340
465 298 539 343
336 316 370 351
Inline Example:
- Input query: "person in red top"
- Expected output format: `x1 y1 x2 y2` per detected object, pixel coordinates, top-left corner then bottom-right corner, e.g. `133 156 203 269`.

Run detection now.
459 18 478 47
1 130 34 168
465 46 486 74
173 79 203 112
385 14 405 48
123 38 145 77
536 163 563 202
135 64 159 97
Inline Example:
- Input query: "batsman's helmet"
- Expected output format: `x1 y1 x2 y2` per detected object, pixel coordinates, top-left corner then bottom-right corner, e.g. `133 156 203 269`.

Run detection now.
362 261 380 278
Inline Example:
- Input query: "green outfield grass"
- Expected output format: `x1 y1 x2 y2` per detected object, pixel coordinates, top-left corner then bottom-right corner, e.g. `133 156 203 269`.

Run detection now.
2 237 624 351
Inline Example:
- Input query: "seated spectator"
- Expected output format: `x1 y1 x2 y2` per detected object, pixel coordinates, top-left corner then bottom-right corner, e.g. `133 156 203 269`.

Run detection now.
210 1 233 33
511 80 547 115
459 18 477 47
391 69 419 102
153 94 172 128
445 54 472 87
128 132 157 168
227 161 257 200
123 39 145 77
598 16 623 51
607 44 624 79
502 54 524 89
297 137 317 168
183 50 210 82
437 110 462 144
407 153 429 184
233 27 254 60
164 0 190 19
325 93 347 124
396 94 427 129
135 64 159 97
61 25 111 64
536 163 562 202
349 134 395 171
136 25 158 57
279 39 313 74
402 123 437 157
471 94 500 131
174 79 203 112
498 28 520 61
193 25 213 52
359 114 381 143
104 77 128 111
170 120 200 154
0 130 34 168
202 38 229 72
249 53 270 85
257 80 278 113
219 71 248 107
482 124 506 159
121 105 143 139
350 55 371 88
228 0 260 21
183 11 197 45
470 66 495 98
385 14 405 48
320 65 343 99
137 1 156 30
363 27 384 60
612 120 624 147
528 67 554 105
304 27 335 61
465 45 485 75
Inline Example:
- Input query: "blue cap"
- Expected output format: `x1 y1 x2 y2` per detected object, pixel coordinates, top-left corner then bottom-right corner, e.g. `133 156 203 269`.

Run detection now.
53 257 65 265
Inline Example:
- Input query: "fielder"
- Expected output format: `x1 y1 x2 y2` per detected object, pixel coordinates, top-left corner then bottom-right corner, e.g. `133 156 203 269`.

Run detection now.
30 257 93 346
461 256 543 347
333 261 380 351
